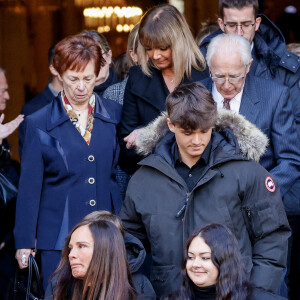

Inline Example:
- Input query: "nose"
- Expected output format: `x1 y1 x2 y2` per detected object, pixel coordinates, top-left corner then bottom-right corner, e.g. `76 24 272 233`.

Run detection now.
235 26 244 36
68 248 77 259
4 90 9 100
192 133 201 144
223 78 232 89
153 49 161 60
193 257 202 268
77 81 85 91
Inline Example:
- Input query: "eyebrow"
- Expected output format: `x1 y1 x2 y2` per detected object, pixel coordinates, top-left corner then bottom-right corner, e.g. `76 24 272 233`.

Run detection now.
69 241 91 246
214 72 242 77
188 251 211 255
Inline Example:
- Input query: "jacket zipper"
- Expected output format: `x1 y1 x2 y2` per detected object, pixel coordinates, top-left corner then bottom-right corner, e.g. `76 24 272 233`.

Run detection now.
176 192 190 218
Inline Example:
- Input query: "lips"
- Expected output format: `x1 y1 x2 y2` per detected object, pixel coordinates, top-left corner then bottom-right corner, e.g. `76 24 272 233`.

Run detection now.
70 263 82 269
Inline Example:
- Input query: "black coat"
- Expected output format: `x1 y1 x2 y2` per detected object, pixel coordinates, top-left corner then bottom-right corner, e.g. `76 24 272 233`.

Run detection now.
118 66 207 173
93 68 119 96
120 112 290 298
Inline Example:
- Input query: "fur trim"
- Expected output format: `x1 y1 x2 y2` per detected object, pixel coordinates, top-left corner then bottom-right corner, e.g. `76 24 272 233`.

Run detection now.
135 109 268 162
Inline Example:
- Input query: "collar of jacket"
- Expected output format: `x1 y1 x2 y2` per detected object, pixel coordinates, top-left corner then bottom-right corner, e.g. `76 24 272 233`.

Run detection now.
135 109 268 163
254 14 299 73
46 92 118 131
129 66 169 112
93 67 119 94
136 128 247 189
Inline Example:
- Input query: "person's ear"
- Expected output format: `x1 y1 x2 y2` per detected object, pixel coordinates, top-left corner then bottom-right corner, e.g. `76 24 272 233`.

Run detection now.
167 118 175 133
255 17 261 31
218 18 225 32
105 50 112 65
246 58 253 74
49 64 59 77
57 72 63 82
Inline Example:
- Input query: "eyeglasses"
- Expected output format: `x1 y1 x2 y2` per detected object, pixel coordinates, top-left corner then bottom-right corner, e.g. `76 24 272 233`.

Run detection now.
223 22 255 33
210 69 247 85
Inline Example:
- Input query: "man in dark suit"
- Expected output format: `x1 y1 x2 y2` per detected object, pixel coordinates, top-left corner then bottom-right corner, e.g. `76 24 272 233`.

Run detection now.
19 45 62 156
202 33 300 204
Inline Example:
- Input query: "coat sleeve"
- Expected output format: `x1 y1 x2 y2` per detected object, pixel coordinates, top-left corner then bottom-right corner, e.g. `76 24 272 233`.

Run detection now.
241 164 290 293
14 117 44 249
268 86 300 196
120 190 151 252
118 71 144 173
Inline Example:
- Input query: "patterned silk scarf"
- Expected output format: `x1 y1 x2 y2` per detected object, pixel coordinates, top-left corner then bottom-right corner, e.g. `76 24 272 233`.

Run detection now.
62 91 95 145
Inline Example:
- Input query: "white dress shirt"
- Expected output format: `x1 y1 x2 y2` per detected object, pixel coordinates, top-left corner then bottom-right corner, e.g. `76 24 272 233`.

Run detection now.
212 83 244 114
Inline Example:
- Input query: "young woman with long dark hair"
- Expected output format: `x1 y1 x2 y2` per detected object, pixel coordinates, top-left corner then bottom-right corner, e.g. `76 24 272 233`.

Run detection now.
162 224 285 300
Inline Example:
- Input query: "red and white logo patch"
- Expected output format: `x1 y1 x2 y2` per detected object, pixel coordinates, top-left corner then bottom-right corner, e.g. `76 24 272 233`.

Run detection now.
265 176 276 193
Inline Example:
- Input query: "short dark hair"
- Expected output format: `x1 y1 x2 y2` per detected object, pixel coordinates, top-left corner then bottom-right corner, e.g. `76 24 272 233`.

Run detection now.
166 82 217 131
219 0 259 19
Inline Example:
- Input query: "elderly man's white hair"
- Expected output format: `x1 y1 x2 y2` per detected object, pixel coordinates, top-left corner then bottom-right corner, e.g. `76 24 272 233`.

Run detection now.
206 34 252 67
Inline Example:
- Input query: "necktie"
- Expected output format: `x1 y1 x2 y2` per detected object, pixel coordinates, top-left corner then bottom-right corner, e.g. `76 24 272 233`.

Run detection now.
223 99 231 110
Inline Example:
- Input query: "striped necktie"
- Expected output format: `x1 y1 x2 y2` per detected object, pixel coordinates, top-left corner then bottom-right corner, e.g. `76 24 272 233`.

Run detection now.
223 99 231 110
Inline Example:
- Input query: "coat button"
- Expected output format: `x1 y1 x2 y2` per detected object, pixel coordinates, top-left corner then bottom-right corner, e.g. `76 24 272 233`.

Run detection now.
287 54 290 57
292 66 296 69
88 155 95 162
89 199 96 206
281 61 285 64
88 177 95 184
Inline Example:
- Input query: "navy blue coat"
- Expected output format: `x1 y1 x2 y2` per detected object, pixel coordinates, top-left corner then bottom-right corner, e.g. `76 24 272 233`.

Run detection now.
14 93 122 250
118 66 207 173
202 75 300 208
19 85 56 157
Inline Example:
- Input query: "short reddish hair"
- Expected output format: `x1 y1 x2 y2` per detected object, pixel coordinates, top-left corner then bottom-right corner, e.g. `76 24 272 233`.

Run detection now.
53 34 104 76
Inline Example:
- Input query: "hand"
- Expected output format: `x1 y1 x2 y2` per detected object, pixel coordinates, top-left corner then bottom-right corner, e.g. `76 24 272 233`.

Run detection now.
124 129 140 149
15 248 35 269
0 114 24 144
0 242 5 250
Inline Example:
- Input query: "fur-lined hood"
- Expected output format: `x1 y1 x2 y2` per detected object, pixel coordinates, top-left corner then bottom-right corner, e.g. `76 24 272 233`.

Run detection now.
135 109 268 162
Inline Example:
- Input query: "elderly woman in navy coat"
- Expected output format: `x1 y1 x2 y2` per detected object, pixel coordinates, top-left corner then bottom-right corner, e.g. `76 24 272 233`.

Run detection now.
14 34 122 289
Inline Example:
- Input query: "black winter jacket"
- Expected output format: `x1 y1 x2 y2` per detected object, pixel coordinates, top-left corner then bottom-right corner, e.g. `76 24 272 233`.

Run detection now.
120 111 290 298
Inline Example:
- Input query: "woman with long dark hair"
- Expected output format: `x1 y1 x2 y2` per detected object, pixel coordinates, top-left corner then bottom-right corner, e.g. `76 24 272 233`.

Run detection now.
163 224 285 300
51 218 137 300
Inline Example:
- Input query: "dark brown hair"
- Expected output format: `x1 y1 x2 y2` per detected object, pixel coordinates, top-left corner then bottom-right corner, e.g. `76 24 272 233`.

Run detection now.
166 82 217 131
53 34 104 76
82 210 124 237
53 219 136 300
162 224 252 300
219 0 259 19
